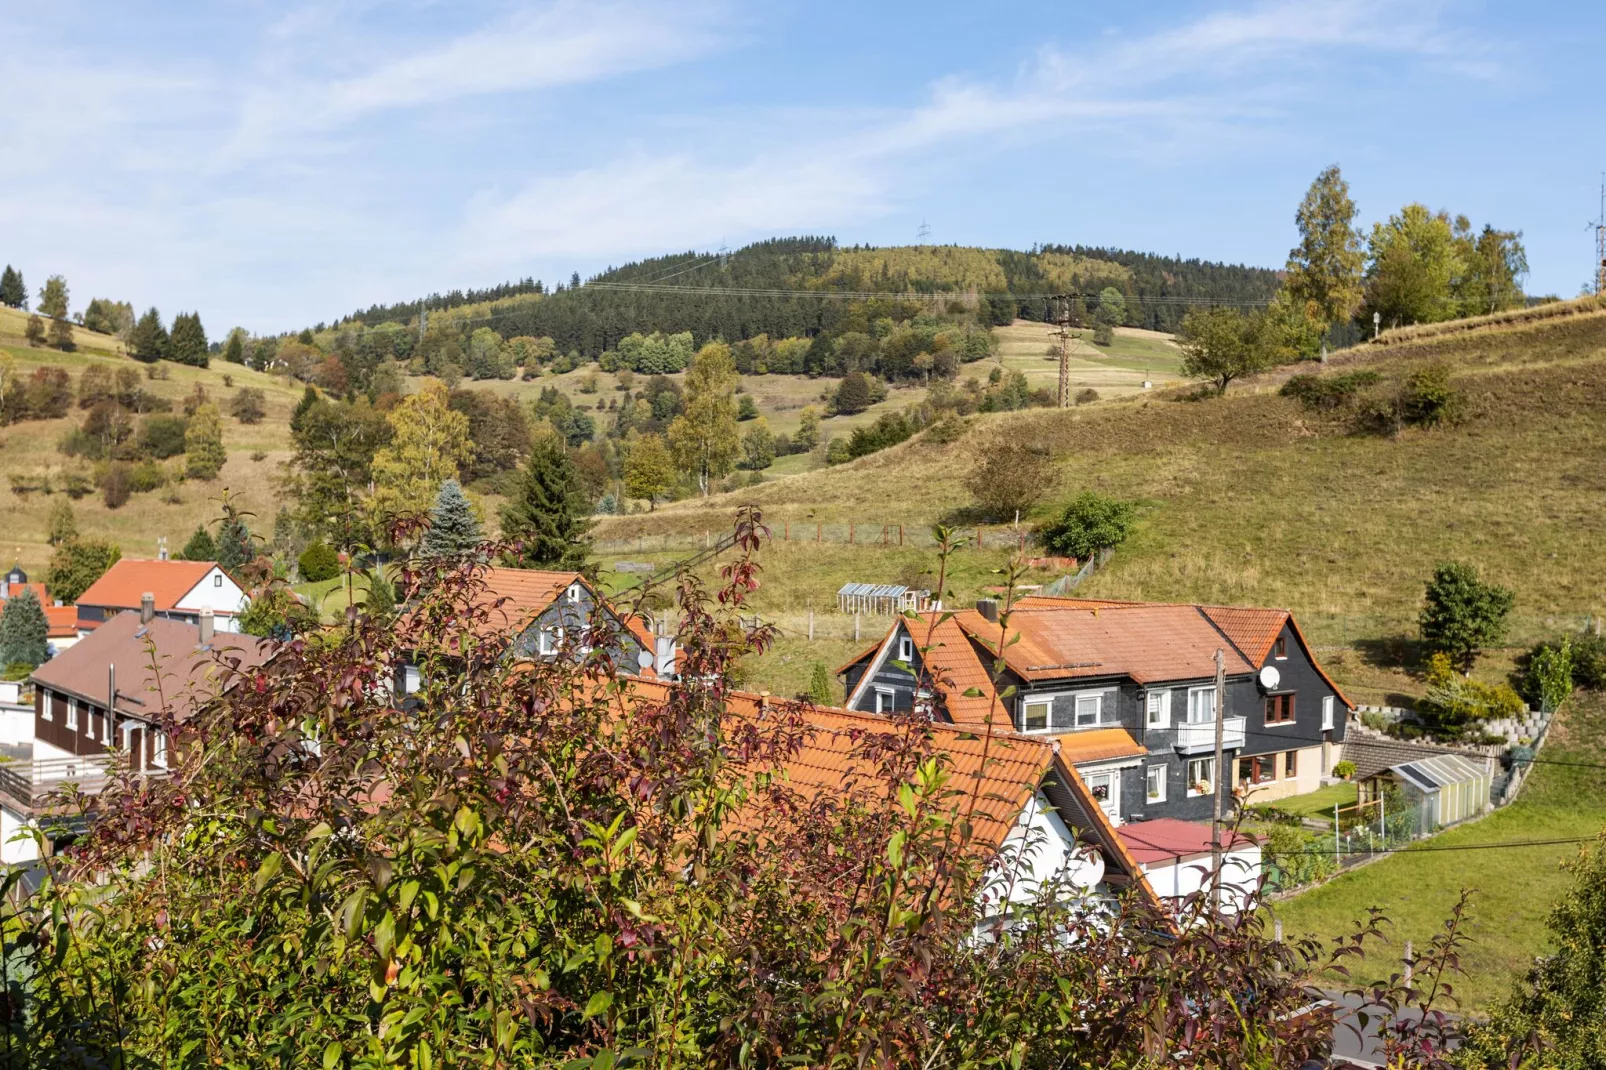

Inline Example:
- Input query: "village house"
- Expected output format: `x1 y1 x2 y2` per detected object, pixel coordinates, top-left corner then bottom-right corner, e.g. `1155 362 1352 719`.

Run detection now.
397 568 673 695
0 605 268 864
837 595 1351 829
0 563 82 653
72 558 249 636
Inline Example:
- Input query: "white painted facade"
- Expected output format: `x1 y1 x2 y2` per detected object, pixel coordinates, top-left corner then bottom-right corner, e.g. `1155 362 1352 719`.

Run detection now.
0 700 33 748
987 790 1106 906
173 567 248 631
0 805 39 865
1140 844 1262 910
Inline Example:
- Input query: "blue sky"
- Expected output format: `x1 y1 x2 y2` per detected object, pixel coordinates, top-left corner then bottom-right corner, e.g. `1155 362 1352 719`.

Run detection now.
3 0 1602 334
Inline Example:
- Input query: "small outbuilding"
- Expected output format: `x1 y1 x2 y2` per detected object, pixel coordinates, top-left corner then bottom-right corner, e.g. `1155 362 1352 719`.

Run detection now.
835 583 932 616
1390 753 1492 835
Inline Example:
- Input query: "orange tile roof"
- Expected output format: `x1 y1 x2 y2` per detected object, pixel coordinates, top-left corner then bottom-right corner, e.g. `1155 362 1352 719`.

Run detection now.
76 559 222 613
44 606 77 638
607 676 1153 903
844 614 1010 729
962 604 1257 685
1199 606 1289 664
1047 727 1147 764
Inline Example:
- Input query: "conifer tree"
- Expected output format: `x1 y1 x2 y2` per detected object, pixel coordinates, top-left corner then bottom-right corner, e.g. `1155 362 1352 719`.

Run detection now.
184 402 227 480
499 433 591 570
178 525 217 561
130 307 169 362
420 479 483 558
364 568 396 619
0 587 49 670
47 499 77 546
222 330 245 364
0 266 24 310
215 515 253 573
807 661 835 706
168 312 210 367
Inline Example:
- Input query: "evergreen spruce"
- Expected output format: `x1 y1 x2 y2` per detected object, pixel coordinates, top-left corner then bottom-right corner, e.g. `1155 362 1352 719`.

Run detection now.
48 499 78 546
0 588 50 670
130 307 169 362
168 312 210 367
807 661 835 705
364 568 397 619
0 266 25 310
420 479 483 558
178 525 217 561
222 330 245 364
499 434 591 570
216 516 254 573
290 385 320 434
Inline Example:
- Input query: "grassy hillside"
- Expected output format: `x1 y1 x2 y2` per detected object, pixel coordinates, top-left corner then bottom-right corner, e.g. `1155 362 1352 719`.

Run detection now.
591 296 1606 703
0 324 304 575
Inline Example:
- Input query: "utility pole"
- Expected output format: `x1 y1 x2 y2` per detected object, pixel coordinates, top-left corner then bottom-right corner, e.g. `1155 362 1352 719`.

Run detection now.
1211 647 1226 912
1053 294 1073 408
1595 175 1606 296
917 219 931 243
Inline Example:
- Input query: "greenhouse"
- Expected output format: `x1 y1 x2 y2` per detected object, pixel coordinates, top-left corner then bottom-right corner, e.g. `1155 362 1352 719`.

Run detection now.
1390 753 1492 835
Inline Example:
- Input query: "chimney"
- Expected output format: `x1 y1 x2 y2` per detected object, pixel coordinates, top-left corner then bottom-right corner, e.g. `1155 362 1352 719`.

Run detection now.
157 536 169 562
975 598 999 622
198 608 214 646
140 592 155 624
655 635 677 678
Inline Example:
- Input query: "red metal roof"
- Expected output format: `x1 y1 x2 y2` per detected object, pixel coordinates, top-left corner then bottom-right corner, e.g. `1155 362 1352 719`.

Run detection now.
1117 818 1257 866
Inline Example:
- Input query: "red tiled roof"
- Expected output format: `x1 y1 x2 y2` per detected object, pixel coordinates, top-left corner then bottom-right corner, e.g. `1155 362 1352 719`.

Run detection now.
1117 818 1257 866
962 604 1257 685
44 606 76 638
30 611 269 724
1199 606 1289 664
75 559 222 612
1049 727 1147 764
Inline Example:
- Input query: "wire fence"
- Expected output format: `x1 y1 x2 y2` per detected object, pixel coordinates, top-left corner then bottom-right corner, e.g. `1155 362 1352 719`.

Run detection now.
1263 794 1433 894
595 522 1045 555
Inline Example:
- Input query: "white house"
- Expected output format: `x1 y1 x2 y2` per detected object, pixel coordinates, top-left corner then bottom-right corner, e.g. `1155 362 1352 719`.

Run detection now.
72 559 248 635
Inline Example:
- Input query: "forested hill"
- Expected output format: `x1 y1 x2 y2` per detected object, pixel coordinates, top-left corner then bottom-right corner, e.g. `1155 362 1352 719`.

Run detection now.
330 238 1281 357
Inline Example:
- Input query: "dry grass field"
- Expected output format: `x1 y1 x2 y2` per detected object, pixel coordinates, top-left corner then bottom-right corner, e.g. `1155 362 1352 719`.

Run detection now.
992 320 1184 398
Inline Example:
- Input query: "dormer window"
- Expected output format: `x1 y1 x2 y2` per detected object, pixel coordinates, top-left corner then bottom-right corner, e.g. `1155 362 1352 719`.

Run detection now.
1273 636 1287 659
898 636 913 663
566 584 581 604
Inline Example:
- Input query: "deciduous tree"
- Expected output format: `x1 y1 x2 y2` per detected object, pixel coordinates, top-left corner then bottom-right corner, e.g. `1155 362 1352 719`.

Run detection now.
964 437 1056 521
47 498 77 546
624 433 675 510
741 419 775 471
24 315 44 347
1419 561 1515 672
184 402 227 480
1283 164 1365 330
37 274 68 320
370 380 473 522
1178 305 1269 396
45 538 121 603
668 342 740 495
1362 204 1463 328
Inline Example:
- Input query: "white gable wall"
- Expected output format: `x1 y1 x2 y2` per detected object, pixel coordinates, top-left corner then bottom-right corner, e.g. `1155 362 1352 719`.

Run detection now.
1141 845 1262 911
174 567 248 631
987 790 1106 906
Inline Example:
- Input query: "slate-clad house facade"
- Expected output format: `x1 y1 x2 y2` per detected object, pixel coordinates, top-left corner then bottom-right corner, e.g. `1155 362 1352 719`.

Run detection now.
838 596 1350 826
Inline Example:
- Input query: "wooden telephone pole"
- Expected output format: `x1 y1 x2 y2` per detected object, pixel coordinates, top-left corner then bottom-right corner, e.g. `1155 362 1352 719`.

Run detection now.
1596 175 1606 296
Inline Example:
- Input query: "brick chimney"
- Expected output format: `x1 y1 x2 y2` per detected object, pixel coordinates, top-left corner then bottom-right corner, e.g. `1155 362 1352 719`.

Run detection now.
140 592 155 624
198 608 214 646
975 598 999 622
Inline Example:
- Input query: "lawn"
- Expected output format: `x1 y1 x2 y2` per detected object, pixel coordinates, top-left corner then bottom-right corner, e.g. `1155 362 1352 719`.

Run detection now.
1271 691 1606 1013
1263 781 1359 822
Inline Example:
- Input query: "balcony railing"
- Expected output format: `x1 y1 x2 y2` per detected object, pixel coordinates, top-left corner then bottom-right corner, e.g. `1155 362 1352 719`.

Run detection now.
1173 716 1246 754
0 755 166 811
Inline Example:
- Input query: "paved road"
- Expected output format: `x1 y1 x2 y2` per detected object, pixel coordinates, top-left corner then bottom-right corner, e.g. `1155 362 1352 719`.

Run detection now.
1326 991 1458 1068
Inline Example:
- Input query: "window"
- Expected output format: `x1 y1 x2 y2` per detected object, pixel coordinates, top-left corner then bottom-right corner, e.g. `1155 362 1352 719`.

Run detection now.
1264 693 1296 725
1085 770 1119 819
41 692 52 722
214 573 223 587
1145 689 1172 729
1273 636 1287 659
566 583 581 604
1284 750 1298 778
898 636 913 663
1322 695 1335 731
152 730 168 769
1186 757 1214 797
1187 687 1216 724
538 627 563 656
1074 693 1103 727
1145 764 1167 804
1020 697 1051 732
874 688 896 715
66 698 78 731
1238 755 1275 784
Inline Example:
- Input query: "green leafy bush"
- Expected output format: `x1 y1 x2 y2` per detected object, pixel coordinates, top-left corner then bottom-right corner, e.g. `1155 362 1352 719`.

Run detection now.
1400 363 1461 427
1418 652 1525 738
297 540 341 583
1040 492 1137 560
1333 759 1356 780
1279 369 1380 411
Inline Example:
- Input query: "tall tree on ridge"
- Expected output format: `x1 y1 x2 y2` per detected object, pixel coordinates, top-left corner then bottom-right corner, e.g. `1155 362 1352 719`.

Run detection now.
0 266 24 310
37 275 68 320
668 342 740 495
130 307 169 362
169 312 210 367
1283 165 1365 332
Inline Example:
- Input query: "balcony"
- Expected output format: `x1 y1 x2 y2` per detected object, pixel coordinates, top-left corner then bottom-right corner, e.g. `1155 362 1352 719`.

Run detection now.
1173 717 1246 754
0 755 165 813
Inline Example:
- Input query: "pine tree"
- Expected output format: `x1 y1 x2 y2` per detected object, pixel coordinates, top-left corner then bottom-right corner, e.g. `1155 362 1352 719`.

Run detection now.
807 662 835 706
222 330 245 364
184 402 227 480
178 525 217 561
499 433 591 570
168 312 210 367
0 266 24 310
130 307 169 362
364 568 396 619
289 385 320 434
420 479 483 558
0 587 49 670
216 515 253 573
47 499 77 546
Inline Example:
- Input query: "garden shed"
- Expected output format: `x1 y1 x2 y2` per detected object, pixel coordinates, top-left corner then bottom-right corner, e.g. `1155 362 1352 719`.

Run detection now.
1390 753 1492 835
835 583 932 616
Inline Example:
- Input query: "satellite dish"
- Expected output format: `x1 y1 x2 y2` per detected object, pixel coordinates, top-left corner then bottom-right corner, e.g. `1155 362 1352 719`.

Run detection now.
636 650 655 670
1258 665 1281 691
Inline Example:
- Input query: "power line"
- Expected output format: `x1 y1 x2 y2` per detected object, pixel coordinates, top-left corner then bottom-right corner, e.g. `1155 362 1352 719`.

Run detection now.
1267 835 1597 858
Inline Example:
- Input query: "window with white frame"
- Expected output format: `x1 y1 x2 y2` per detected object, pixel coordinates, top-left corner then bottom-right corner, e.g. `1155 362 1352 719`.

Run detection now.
1187 686 1216 724
1145 689 1171 729
1186 756 1214 796
898 636 913 663
1019 696 1052 732
1322 695 1335 731
41 694 52 722
874 687 895 714
152 729 168 768
538 627 563 656
566 583 581 604
1145 764 1167 804
1074 693 1103 727
66 697 78 731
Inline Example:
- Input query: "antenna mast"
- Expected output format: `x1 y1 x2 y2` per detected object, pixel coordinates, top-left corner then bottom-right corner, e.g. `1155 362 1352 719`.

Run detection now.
1597 175 1606 296
917 218 931 243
